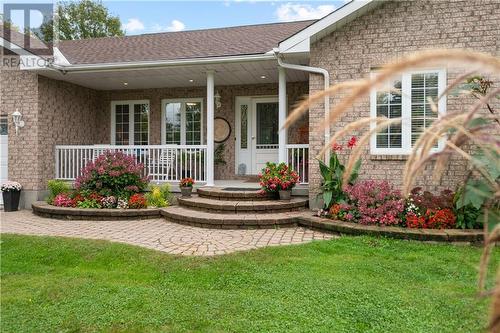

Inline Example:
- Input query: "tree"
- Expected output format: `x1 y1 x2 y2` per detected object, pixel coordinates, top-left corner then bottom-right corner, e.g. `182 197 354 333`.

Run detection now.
39 0 124 42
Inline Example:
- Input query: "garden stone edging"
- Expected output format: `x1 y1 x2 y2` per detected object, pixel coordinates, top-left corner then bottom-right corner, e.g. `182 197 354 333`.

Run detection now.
297 215 484 243
32 201 161 220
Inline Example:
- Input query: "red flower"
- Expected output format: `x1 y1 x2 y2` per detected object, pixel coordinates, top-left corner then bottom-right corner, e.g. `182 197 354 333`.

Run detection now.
347 136 358 149
332 143 342 151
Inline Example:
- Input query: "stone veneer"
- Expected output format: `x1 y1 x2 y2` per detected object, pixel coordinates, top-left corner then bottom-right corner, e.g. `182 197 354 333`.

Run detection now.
308 0 500 207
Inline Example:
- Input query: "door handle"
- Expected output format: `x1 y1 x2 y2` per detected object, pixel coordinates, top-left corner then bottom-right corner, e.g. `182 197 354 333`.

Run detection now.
251 136 255 140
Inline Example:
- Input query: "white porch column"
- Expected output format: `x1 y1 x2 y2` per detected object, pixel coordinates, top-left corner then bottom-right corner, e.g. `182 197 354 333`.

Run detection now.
206 70 215 186
278 66 287 163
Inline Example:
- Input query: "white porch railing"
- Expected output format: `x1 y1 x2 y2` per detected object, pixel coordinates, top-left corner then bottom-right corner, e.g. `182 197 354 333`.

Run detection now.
55 145 208 183
286 144 309 184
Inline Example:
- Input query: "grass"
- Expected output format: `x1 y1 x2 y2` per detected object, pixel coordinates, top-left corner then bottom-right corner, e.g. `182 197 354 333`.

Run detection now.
1 234 498 333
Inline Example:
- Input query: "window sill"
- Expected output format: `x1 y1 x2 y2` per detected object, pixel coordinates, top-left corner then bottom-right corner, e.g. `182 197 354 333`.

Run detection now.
370 155 408 161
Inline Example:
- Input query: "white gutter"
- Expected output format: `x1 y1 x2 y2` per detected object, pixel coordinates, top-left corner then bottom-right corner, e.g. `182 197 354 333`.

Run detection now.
46 53 275 74
273 48 330 162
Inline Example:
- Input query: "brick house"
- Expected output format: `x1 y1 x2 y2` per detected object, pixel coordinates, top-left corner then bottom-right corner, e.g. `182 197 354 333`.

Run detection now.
1 0 498 208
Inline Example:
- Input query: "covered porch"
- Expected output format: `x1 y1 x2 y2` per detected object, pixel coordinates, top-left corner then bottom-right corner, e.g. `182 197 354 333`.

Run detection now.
40 56 310 187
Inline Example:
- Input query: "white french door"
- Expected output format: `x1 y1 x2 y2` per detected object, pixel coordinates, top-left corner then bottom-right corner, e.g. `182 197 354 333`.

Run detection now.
235 96 279 175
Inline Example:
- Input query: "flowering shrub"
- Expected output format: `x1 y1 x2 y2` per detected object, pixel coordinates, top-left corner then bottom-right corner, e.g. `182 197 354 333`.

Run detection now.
53 193 74 207
180 177 195 188
117 198 128 209
406 208 457 229
343 180 404 226
1 181 22 192
259 162 299 193
128 193 147 209
408 187 454 213
75 151 147 198
146 184 171 208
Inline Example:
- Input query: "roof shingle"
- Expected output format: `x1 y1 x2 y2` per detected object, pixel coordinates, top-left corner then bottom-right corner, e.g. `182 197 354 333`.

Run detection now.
57 20 314 65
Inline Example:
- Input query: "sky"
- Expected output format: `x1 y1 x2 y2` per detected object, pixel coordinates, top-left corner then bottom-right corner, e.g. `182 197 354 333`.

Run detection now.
0 1 346 35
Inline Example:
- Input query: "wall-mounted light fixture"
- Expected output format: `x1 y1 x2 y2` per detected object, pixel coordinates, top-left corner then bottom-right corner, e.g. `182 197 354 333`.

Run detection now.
12 110 25 135
214 90 222 109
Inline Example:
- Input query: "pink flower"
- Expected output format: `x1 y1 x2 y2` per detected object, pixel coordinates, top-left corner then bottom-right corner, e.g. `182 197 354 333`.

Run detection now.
332 143 342 151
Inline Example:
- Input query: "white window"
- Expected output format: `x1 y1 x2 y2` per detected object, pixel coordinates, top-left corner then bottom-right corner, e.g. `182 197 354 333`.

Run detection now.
370 69 446 154
161 99 203 145
111 100 150 145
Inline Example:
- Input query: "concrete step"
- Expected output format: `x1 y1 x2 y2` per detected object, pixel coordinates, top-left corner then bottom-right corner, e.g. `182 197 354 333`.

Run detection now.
160 206 299 229
197 187 273 201
177 195 308 214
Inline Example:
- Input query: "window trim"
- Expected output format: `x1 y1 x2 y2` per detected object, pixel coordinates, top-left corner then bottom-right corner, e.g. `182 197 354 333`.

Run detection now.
370 69 446 155
110 100 150 145
161 98 204 145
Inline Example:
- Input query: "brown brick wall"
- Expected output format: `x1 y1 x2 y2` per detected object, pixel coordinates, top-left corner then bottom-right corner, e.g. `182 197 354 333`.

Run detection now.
308 0 500 204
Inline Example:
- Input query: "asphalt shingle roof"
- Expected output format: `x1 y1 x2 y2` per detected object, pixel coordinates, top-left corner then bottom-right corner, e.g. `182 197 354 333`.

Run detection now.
56 20 315 65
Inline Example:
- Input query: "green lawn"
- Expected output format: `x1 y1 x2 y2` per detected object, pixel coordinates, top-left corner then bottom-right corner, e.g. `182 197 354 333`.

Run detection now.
1 234 497 333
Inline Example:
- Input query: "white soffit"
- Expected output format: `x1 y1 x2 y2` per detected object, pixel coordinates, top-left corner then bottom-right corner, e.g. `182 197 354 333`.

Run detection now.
279 0 381 54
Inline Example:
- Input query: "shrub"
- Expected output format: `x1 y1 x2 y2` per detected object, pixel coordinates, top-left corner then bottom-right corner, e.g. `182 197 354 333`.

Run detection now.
77 198 102 209
100 196 117 209
406 208 457 229
47 180 71 203
128 193 147 209
259 162 299 193
408 187 454 213
344 180 405 226
75 151 148 198
146 184 170 208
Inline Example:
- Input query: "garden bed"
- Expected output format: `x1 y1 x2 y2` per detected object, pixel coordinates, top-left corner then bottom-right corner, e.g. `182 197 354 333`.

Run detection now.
32 201 161 220
298 214 484 243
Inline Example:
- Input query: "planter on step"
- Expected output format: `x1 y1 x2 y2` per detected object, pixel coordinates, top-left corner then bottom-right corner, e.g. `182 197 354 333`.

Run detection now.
180 186 193 197
2 190 21 212
279 190 291 201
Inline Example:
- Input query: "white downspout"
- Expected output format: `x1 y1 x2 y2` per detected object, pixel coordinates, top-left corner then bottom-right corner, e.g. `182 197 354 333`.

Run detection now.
273 49 330 162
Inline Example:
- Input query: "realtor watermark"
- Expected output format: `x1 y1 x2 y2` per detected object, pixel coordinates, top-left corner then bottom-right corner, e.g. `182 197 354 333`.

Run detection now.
1 2 55 69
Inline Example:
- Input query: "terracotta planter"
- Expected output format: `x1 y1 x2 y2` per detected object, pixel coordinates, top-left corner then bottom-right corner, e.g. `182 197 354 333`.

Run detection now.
180 186 193 197
2 190 21 212
279 190 291 200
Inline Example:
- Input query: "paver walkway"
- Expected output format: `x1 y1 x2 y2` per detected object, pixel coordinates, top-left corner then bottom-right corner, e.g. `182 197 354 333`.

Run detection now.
0 210 335 256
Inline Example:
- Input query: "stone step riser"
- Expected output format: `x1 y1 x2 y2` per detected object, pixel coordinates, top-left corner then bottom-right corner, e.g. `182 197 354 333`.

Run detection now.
177 198 308 214
197 193 272 201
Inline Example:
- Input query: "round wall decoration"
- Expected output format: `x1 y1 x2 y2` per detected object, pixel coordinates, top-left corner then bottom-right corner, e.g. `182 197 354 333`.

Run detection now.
214 117 231 143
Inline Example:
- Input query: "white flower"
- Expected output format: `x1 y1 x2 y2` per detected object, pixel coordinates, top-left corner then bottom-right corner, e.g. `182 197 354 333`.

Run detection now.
0 181 22 192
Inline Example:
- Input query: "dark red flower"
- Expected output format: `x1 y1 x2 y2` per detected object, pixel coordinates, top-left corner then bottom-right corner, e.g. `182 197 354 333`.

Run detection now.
347 136 358 149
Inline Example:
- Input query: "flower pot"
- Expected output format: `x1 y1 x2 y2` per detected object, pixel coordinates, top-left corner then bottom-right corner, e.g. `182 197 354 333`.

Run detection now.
180 186 193 197
2 190 21 212
279 190 291 200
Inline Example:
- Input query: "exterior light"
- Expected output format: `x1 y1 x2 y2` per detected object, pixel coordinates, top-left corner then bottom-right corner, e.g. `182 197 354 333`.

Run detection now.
12 109 25 135
189 79 194 83
123 82 128 86
214 90 222 109
260 75 267 79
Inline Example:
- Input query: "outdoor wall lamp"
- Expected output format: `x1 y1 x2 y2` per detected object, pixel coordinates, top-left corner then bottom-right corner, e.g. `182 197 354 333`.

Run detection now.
12 110 25 135
214 90 222 109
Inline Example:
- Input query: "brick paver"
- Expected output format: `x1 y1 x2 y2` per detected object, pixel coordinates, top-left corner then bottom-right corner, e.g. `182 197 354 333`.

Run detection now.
0 210 335 256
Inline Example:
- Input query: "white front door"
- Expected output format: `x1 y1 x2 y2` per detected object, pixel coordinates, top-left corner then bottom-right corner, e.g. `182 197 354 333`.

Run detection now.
0 116 8 204
235 97 279 175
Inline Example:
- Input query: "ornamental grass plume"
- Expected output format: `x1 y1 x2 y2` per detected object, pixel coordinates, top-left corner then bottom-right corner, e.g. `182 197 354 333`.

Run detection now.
283 49 500 332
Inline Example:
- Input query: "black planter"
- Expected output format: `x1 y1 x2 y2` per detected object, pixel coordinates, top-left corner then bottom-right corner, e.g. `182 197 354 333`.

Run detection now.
2 190 21 212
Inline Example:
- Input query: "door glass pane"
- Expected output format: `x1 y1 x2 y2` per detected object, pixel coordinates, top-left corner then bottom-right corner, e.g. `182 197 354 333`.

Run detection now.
185 102 201 145
0 116 7 135
240 105 248 149
165 102 181 144
256 102 279 145
114 104 129 145
133 104 149 145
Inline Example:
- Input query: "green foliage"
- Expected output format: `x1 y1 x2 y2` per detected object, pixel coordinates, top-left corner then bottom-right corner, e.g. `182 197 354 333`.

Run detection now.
146 184 171 208
318 153 361 209
76 199 101 209
38 0 124 42
46 179 71 203
1 234 497 332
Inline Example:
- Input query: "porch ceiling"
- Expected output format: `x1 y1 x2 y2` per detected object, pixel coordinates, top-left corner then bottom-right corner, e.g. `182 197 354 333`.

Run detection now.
36 58 309 90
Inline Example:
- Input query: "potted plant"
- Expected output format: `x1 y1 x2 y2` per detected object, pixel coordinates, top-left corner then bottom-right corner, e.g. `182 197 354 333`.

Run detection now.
180 177 195 197
1 181 22 212
259 162 299 200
